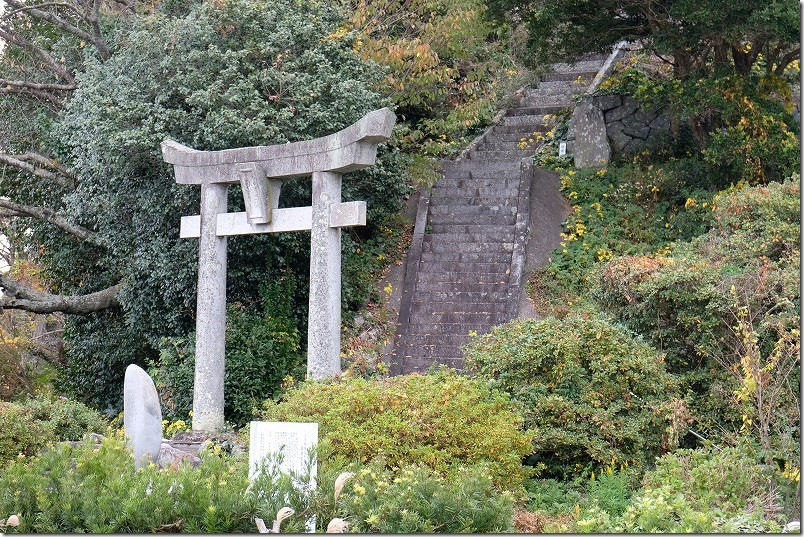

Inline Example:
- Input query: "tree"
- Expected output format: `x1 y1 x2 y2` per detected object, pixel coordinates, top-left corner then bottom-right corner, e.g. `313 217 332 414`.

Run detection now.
0 0 130 313
487 0 799 80
0 0 407 410
337 0 521 154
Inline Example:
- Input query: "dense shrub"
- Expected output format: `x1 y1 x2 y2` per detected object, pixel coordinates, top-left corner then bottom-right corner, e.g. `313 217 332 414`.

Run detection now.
16 394 108 441
0 430 517 534
338 462 514 532
574 443 789 532
464 314 679 479
541 164 715 300
593 176 800 463
0 396 107 466
259 367 534 491
0 402 52 466
0 432 317 533
151 276 304 427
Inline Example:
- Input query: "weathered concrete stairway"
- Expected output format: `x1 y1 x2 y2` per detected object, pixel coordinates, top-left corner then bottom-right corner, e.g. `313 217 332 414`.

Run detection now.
391 55 610 375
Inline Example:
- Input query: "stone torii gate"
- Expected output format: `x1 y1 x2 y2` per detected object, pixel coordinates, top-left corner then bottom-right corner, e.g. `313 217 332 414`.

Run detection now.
161 108 396 432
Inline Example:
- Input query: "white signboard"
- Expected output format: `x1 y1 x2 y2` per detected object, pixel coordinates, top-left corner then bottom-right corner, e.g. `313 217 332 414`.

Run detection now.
249 421 318 532
558 141 567 157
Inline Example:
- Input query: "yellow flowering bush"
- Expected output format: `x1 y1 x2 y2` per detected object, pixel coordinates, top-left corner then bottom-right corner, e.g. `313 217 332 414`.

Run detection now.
260 367 534 491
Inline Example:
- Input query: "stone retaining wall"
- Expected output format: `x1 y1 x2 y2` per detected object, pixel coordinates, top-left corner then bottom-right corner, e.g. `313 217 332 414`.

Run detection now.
569 94 671 167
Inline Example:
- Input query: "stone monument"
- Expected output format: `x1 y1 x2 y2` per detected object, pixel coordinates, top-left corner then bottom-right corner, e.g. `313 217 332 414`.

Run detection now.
249 421 318 532
123 364 163 468
162 108 395 431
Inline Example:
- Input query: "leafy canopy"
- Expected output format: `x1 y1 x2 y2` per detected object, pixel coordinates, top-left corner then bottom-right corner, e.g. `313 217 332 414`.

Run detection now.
43 0 406 410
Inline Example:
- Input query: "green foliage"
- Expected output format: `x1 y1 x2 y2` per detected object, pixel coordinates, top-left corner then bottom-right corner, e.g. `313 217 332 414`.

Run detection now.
574 443 786 532
260 368 534 491
341 0 522 156
151 276 304 427
0 432 318 533
489 0 799 84
40 0 406 411
338 461 514 533
544 164 714 299
0 402 52 466
0 395 107 466
602 60 801 183
524 478 582 515
593 176 800 463
16 394 108 441
464 314 679 479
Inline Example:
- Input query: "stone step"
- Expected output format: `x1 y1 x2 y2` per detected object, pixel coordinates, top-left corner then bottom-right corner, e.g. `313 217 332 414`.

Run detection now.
410 300 508 315
431 185 519 200
490 131 550 143
406 310 506 328
405 320 499 335
399 334 474 348
431 183 519 198
423 230 514 243
489 123 550 136
426 211 516 226
520 94 575 108
429 196 518 209
421 241 514 254
411 290 509 303
531 79 587 95
394 354 464 372
465 149 533 160
429 204 518 216
551 59 607 73
506 105 566 117
434 171 522 183
415 280 510 294
473 141 534 153
441 159 522 173
426 223 514 234
416 260 511 274
420 251 512 264
416 271 509 284
540 70 600 82
501 114 559 127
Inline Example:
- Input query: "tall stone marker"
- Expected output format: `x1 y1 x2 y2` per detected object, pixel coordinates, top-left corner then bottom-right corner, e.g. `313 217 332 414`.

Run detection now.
123 364 163 469
162 108 396 432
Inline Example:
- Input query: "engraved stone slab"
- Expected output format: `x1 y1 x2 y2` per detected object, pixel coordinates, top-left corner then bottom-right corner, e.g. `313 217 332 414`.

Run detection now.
249 421 318 532
123 364 163 468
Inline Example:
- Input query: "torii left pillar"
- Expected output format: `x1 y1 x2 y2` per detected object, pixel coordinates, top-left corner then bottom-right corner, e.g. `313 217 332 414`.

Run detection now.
162 108 396 432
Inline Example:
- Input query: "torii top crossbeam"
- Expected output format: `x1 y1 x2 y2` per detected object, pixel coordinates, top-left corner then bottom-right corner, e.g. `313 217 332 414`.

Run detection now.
161 107 396 183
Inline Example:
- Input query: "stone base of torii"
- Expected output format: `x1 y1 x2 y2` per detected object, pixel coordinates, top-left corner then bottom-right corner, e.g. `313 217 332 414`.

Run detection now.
162 108 396 432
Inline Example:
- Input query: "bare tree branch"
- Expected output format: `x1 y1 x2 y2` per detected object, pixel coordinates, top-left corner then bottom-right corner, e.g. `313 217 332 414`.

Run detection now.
0 25 75 84
0 152 76 189
0 274 122 314
0 84 64 107
4 0 111 61
0 79 77 92
4 2 84 17
0 198 100 245
87 0 112 61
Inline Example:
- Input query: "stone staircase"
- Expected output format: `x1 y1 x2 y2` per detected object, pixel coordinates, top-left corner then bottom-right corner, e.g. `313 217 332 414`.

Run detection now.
391 54 611 375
